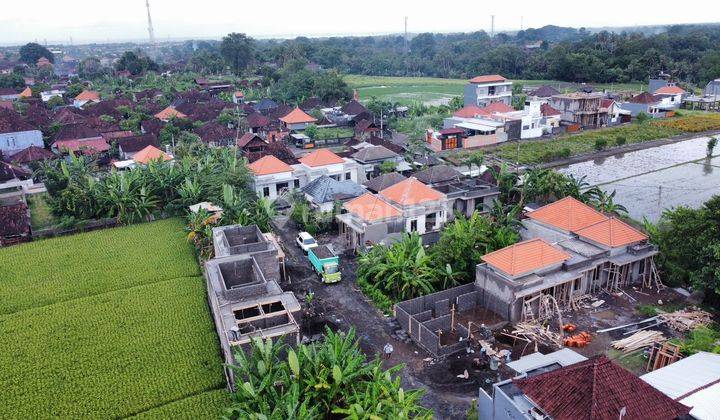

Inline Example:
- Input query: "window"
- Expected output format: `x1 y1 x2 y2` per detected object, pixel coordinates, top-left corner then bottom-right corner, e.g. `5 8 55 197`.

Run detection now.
294 179 300 188
345 172 352 180
409 219 418 232
262 187 270 197
444 136 458 150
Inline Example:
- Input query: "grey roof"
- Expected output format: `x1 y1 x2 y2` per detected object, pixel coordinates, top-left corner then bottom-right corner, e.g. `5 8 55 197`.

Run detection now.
301 175 365 204
413 164 462 185
350 145 398 163
363 172 407 193
531 85 561 98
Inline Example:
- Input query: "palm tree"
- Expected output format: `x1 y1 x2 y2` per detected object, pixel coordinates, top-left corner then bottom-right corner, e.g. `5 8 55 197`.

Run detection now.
464 151 485 176
592 189 628 215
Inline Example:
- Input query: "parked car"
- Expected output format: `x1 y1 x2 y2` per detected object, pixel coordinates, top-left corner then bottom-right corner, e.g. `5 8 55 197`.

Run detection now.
296 231 318 253
308 245 341 283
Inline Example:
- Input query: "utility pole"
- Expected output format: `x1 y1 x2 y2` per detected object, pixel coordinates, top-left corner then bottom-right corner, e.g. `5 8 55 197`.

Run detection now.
145 0 156 47
657 185 663 214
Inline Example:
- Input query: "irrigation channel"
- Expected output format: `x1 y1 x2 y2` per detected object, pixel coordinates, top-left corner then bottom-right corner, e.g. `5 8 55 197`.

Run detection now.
558 135 720 222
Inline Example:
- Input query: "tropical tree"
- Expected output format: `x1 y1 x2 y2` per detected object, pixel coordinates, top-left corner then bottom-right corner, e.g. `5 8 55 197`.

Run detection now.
221 33 255 75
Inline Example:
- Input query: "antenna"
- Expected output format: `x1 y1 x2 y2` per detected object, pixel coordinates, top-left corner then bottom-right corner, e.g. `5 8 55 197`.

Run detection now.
145 0 156 46
491 15 495 37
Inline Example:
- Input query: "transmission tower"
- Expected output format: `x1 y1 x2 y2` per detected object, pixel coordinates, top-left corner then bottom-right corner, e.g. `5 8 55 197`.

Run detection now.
491 15 495 37
404 16 408 53
145 0 156 46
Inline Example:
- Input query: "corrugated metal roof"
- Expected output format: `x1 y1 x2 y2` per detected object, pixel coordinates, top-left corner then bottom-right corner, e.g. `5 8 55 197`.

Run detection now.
507 349 587 374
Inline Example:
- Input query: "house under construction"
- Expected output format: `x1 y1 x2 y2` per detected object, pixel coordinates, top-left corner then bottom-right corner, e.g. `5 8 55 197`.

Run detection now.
205 225 301 387
476 197 661 323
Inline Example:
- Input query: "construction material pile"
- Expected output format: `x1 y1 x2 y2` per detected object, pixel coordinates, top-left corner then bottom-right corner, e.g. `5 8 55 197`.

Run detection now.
611 330 666 352
512 322 563 347
658 307 712 332
564 331 593 348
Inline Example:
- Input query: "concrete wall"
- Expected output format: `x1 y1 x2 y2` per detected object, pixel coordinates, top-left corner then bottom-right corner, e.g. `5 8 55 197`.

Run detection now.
0 130 44 154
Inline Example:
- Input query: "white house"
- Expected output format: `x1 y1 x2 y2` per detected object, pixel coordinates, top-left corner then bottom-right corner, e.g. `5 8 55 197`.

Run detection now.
463 74 513 107
0 110 44 155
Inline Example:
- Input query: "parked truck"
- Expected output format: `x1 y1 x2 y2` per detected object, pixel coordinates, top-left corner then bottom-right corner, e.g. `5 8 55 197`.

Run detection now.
308 245 341 284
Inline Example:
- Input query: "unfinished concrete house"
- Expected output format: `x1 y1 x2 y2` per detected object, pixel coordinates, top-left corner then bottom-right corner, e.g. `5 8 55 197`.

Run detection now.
205 225 302 385
476 197 660 323
548 92 608 128
394 283 503 357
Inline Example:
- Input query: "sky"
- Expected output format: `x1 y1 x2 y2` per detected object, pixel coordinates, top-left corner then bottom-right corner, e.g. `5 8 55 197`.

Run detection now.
1 0 718 45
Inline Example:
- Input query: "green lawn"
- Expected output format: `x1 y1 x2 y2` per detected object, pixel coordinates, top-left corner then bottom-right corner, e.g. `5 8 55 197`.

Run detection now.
0 219 229 418
26 192 57 230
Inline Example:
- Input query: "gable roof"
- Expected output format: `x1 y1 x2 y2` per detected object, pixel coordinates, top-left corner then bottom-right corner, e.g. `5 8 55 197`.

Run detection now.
482 102 515 114
53 123 102 142
527 197 608 232
7 146 55 164
53 107 86 125
236 132 266 148
654 85 686 95
531 85 561 97
453 105 486 118
481 238 570 277
0 201 30 239
279 107 317 124
341 100 367 116
0 109 35 134
540 103 562 116
379 177 444 206
629 92 660 104
0 161 31 182
344 192 402 222
350 145 398 162
193 122 235 144
413 165 462 185
254 98 279 112
75 90 100 102
301 175 365 204
574 217 647 248
299 148 345 167
117 133 159 153
53 138 109 155
469 74 507 84
132 145 172 164
513 355 690 420
154 106 187 120
246 112 271 128
248 155 294 175
363 172 407 193
19 87 32 98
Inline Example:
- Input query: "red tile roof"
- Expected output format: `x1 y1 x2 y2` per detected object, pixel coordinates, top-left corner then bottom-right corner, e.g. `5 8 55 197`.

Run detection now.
541 103 562 116
19 87 32 98
469 74 507 84
75 90 100 102
574 217 647 248
236 132 266 148
279 107 318 124
528 197 608 232
154 106 187 121
379 177 444 206
513 355 690 420
7 146 56 164
53 138 110 155
344 193 402 222
481 238 570 277
133 145 172 164
248 155 294 175
481 102 515 114
629 92 660 104
654 85 685 95
299 149 345 167
453 105 486 118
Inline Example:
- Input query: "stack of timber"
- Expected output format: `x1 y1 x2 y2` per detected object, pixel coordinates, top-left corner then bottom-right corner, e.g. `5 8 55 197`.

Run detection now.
512 322 563 347
658 308 712 332
611 330 666 353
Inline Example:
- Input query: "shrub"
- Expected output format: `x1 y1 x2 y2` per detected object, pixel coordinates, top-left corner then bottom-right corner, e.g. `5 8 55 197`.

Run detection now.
594 138 608 151
636 304 658 317
357 277 395 314
559 147 572 158
636 112 649 123
615 136 627 146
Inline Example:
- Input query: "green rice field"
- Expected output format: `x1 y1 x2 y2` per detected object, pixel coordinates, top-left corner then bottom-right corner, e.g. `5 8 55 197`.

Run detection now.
0 219 229 418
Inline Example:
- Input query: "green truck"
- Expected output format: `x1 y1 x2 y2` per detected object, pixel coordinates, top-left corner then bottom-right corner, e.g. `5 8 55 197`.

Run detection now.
308 245 341 284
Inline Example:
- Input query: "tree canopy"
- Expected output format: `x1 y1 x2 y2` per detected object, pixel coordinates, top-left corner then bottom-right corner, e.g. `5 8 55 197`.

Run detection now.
19 42 54 65
115 51 159 76
220 32 255 75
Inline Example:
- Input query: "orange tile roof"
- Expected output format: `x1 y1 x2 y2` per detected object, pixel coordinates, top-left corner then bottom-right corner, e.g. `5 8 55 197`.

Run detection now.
481 102 515 114
654 85 685 95
234 91 244 97
574 217 647 248
133 145 172 164
299 148 344 167
344 193 402 222
481 238 571 277
75 90 100 102
19 87 32 98
528 197 608 232
154 106 187 120
280 107 318 124
379 177 444 206
469 74 507 84
248 155 294 175
453 105 487 118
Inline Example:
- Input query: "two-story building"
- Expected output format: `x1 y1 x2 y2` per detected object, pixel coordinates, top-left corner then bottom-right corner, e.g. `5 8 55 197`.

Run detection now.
464 74 513 108
548 92 608 128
